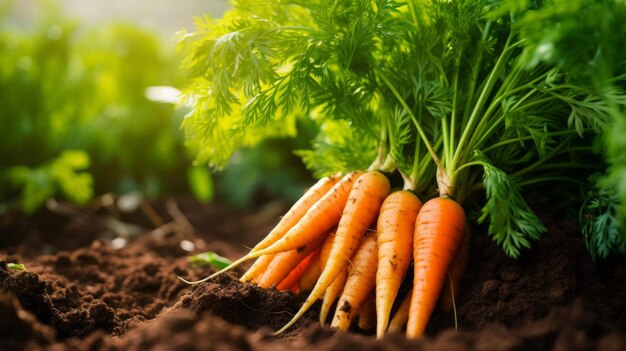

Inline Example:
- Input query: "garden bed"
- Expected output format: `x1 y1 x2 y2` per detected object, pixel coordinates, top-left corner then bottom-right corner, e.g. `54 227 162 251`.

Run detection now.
1 199 625 350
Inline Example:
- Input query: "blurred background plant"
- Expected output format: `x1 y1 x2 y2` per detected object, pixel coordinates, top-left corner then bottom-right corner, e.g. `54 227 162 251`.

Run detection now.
0 0 313 214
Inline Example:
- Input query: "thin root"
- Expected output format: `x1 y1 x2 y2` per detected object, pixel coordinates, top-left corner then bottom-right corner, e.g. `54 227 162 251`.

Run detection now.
448 273 458 331
179 252 259 285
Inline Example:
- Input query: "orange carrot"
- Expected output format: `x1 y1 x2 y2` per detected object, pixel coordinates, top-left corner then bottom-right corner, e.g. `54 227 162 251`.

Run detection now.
252 174 340 252
439 226 471 311
357 294 376 331
375 190 422 338
319 268 347 325
239 176 339 283
387 287 412 334
317 233 341 325
275 249 319 291
275 170 391 334
293 249 322 293
240 255 274 283
407 196 466 338
319 231 337 268
287 227 336 293
287 282 300 295
331 234 378 331
257 233 326 289
180 171 363 284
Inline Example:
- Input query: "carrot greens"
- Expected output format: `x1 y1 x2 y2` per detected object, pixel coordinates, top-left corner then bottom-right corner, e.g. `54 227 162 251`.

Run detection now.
180 0 626 272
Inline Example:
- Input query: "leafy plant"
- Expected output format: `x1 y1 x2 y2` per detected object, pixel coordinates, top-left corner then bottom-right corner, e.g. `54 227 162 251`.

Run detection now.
0 1 212 212
179 0 626 259
7 151 93 214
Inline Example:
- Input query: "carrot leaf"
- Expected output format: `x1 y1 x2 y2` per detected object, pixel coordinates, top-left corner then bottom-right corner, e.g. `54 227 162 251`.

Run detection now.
581 176 625 261
296 120 378 178
478 158 546 258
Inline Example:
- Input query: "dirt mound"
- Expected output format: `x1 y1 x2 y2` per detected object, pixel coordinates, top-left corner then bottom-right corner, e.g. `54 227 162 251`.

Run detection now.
0 238 198 339
0 293 54 351
175 273 315 335
428 215 626 334
0 203 625 350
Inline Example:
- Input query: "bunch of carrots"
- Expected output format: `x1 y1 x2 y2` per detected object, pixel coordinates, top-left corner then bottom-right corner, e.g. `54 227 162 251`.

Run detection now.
183 159 470 338
179 0 626 340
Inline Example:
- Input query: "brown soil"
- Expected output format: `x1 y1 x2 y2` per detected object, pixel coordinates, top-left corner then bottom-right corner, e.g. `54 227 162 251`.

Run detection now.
1 199 625 351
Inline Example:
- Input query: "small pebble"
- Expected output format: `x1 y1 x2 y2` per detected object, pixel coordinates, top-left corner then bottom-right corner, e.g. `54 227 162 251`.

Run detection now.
110 238 127 250
180 240 195 252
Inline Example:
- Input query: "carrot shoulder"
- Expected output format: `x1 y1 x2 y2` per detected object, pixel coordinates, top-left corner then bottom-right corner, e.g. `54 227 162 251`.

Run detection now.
331 233 378 331
375 190 421 338
407 196 466 338
274 170 391 334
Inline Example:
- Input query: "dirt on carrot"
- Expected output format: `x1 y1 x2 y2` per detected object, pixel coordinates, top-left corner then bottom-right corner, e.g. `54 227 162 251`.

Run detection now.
0 200 625 350
375 190 422 337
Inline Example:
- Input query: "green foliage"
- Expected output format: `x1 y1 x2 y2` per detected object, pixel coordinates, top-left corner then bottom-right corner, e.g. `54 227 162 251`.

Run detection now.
517 0 626 81
8 151 93 214
0 2 207 211
187 166 214 203
7 263 27 271
0 9 81 167
296 120 378 178
581 176 625 260
188 251 233 270
219 137 314 208
180 0 626 259
178 0 403 171
386 107 416 177
514 0 626 258
478 158 546 258
68 23 192 197
605 111 626 246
